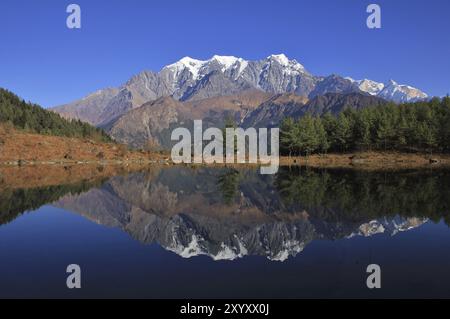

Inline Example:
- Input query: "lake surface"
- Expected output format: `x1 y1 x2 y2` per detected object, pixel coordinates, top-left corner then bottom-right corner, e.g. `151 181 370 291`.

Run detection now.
1 166 450 298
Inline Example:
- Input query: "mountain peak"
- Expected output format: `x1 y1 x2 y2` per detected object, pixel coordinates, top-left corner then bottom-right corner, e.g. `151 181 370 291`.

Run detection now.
266 53 307 75
268 53 290 65
211 55 240 65
355 79 385 96
178 56 202 64
165 56 205 79
387 79 398 86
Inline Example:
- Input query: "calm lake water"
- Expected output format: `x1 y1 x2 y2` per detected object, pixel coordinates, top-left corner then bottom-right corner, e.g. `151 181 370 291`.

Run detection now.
1 166 450 298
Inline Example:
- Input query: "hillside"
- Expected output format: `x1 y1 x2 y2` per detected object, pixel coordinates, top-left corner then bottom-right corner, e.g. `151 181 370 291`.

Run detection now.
105 90 274 149
242 93 309 128
0 88 161 163
0 124 158 164
0 88 111 142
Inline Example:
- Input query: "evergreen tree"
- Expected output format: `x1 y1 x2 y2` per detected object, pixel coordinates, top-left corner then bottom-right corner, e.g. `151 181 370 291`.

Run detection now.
314 117 329 154
280 117 297 157
334 112 352 152
296 114 319 155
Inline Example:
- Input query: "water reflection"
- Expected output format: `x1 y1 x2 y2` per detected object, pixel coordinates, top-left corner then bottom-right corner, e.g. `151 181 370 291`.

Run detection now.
2 166 448 262
0 179 105 225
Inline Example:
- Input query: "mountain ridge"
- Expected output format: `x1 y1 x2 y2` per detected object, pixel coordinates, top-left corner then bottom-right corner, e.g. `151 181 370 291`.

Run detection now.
52 54 428 126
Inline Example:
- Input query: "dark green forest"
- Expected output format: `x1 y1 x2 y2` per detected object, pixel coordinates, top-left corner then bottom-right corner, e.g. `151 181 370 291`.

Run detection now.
280 96 450 155
0 88 112 142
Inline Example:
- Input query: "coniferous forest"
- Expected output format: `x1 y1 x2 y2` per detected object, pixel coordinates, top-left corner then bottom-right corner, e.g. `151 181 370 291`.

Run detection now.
280 96 450 155
0 88 112 142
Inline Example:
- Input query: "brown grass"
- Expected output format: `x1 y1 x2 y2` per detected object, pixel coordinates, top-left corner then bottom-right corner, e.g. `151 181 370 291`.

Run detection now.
0 124 166 164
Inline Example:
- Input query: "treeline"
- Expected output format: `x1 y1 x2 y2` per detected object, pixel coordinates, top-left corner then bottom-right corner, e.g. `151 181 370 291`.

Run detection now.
280 96 450 155
0 88 112 142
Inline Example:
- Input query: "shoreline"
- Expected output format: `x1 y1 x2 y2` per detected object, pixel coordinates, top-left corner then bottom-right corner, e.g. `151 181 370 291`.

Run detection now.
1 151 450 169
0 158 169 166
278 152 450 169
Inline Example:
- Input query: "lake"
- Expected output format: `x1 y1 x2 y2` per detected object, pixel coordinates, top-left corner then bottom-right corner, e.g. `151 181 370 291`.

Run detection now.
1 165 450 298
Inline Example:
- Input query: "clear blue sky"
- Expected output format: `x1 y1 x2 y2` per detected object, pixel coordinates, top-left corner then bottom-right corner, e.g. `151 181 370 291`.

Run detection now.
1 0 449 107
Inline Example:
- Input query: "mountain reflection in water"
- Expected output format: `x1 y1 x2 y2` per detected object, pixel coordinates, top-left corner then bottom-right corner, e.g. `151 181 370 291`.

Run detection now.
2 166 449 262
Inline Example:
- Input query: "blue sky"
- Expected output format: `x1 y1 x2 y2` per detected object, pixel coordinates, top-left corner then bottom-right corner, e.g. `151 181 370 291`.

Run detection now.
0 0 449 107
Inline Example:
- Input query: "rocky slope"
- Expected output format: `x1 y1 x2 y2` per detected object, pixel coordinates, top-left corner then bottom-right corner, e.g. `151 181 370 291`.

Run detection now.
299 92 387 115
104 90 274 149
242 92 387 128
242 93 309 128
54 88 119 125
104 97 184 150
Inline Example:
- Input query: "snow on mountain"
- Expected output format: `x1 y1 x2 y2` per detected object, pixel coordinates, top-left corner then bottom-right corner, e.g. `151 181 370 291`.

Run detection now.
163 54 307 83
355 79 385 96
165 56 205 80
347 78 428 103
164 55 247 80
378 79 428 103
266 53 307 75
211 55 241 70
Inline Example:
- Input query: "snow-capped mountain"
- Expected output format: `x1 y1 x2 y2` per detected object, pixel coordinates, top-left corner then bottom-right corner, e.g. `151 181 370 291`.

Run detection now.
53 54 428 126
347 78 428 103
378 79 428 102
165 54 307 82
165 55 251 81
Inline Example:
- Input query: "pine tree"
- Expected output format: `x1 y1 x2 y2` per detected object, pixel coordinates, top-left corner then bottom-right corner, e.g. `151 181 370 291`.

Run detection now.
314 117 329 154
334 113 351 152
296 114 319 155
280 117 297 157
